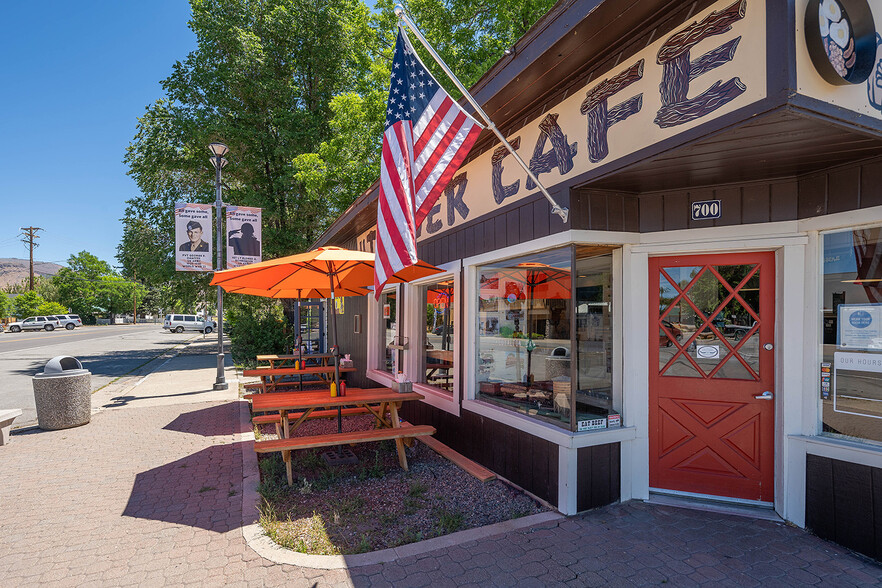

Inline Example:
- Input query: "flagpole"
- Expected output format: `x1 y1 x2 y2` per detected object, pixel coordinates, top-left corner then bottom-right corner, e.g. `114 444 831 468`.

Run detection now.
394 5 569 224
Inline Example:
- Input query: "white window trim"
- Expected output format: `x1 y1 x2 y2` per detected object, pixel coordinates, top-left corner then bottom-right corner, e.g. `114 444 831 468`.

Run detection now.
366 284 401 381
402 261 462 416
464 235 624 441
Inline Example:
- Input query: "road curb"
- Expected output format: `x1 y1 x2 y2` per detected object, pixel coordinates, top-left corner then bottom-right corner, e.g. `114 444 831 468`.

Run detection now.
236 398 564 569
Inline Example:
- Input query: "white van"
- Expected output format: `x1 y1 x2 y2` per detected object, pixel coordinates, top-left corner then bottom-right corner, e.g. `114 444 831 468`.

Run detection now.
163 314 215 334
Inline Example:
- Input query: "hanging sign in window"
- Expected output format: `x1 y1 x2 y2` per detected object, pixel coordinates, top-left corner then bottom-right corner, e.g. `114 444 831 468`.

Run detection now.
691 200 721 221
838 303 882 350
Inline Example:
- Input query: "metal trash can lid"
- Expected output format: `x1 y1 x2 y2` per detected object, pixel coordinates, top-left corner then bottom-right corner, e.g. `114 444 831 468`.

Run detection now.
34 356 90 378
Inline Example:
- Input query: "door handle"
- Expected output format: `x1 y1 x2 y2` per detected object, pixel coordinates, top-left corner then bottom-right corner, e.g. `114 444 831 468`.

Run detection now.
754 391 773 400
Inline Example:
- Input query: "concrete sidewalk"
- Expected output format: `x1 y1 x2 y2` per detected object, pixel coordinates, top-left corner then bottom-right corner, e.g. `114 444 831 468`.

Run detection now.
0 338 880 587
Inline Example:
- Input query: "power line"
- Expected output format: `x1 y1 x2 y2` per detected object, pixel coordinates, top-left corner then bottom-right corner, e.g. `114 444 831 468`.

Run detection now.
19 227 43 291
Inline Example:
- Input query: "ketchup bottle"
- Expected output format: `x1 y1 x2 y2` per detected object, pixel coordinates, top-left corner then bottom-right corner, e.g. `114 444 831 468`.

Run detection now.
339 380 347 397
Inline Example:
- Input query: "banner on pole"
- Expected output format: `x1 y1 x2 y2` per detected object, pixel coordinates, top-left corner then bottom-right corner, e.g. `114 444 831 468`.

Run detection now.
175 202 213 272
225 206 262 268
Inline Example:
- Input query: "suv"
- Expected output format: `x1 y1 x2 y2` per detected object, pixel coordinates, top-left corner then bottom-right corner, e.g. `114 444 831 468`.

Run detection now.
7 316 63 332
163 314 216 334
48 315 83 330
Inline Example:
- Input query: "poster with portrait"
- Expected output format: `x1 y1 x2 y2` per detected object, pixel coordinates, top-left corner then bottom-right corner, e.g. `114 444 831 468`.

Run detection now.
175 202 213 272
225 206 262 268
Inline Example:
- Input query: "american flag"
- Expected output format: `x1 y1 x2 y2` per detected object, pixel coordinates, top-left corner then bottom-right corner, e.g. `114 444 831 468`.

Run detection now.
374 27 482 295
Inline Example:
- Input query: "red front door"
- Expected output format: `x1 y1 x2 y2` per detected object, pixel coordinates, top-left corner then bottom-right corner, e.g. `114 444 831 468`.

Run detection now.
649 252 775 502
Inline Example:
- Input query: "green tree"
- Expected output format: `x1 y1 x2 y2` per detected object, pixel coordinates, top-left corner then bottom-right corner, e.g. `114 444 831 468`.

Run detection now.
0 293 12 318
53 251 145 322
13 290 44 318
120 0 378 310
37 301 67 316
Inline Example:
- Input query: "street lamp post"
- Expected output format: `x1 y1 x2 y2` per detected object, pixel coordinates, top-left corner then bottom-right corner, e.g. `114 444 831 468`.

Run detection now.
209 142 229 391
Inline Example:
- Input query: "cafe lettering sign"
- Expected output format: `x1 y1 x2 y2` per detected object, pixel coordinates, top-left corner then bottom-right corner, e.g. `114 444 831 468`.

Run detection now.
412 0 766 240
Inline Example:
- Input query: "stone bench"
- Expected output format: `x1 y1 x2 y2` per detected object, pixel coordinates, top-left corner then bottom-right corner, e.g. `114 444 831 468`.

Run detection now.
0 409 23 446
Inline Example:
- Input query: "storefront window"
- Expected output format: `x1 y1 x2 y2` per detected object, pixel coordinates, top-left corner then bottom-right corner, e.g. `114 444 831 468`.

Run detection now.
821 228 882 446
477 245 616 431
381 289 398 374
420 279 454 392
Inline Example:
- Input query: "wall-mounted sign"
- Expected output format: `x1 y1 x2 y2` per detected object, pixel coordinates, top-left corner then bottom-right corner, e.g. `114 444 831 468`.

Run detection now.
804 0 876 85
838 303 882 349
692 200 721 221
578 418 607 431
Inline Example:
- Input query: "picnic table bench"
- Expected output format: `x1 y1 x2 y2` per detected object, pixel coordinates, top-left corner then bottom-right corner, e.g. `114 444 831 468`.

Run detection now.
243 365 356 393
256 353 334 369
251 387 431 485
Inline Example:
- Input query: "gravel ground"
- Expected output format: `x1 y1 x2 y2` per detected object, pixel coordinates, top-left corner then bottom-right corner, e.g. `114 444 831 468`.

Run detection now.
255 415 551 555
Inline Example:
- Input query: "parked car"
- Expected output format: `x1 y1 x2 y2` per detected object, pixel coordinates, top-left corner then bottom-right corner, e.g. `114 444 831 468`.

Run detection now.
659 320 682 347
7 316 63 332
163 314 216 334
48 314 83 330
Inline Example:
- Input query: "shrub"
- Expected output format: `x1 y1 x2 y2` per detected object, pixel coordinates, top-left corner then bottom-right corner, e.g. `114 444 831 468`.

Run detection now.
226 296 293 367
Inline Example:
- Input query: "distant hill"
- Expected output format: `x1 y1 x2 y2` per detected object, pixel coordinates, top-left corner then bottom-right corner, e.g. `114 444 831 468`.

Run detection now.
0 258 64 289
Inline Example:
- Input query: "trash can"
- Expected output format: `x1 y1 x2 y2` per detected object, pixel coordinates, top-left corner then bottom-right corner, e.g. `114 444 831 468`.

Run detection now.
545 347 571 380
32 356 91 430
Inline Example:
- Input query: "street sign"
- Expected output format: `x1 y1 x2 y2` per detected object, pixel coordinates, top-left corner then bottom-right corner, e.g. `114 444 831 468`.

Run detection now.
691 199 721 220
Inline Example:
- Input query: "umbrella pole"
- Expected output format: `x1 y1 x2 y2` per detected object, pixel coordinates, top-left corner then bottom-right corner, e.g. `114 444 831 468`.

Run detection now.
296 294 303 390
328 277 343 440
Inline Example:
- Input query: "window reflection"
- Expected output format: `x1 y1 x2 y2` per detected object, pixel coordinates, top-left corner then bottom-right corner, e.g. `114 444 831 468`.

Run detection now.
422 280 454 392
381 290 397 374
477 246 616 431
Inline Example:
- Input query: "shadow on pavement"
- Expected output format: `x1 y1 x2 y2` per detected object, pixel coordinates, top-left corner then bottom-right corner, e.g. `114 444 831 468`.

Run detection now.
10 348 174 378
163 402 250 437
123 443 245 532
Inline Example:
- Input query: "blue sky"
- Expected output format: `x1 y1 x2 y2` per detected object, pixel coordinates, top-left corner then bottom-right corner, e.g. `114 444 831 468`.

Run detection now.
0 1 196 269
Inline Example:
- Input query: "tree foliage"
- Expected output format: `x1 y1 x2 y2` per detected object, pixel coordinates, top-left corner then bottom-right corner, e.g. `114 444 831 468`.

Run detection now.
37 301 67 316
53 252 147 323
119 0 556 317
13 291 44 318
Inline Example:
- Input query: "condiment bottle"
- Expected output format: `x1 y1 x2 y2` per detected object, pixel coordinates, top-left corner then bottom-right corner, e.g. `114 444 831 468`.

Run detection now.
330 381 337 397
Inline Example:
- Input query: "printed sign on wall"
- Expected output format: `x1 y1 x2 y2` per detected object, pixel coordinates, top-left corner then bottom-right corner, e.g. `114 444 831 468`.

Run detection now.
175 202 213 272
226 206 262 268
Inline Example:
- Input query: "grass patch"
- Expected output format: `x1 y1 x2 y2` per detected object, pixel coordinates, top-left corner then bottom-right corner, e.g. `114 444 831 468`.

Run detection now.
198 486 216 493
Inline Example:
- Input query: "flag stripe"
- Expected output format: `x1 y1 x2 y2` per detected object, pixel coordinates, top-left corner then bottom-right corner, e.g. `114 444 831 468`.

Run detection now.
375 28 482 296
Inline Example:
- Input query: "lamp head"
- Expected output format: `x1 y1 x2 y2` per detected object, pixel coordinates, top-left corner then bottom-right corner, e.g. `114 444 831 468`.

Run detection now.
208 142 229 157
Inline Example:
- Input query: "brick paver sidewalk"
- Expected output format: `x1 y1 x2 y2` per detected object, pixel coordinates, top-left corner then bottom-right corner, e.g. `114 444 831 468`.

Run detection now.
1 388 879 586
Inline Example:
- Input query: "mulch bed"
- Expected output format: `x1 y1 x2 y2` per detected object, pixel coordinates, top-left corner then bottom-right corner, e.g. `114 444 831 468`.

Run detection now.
255 414 551 555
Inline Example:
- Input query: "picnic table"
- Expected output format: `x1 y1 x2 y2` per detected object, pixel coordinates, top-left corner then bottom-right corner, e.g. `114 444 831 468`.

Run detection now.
255 353 334 369
243 365 356 393
251 387 434 485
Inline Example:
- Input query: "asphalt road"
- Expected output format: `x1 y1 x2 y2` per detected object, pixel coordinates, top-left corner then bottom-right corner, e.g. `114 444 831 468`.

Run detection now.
0 323 204 428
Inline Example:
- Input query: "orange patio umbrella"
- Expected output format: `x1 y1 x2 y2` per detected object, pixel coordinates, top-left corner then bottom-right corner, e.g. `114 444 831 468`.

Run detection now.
211 246 442 435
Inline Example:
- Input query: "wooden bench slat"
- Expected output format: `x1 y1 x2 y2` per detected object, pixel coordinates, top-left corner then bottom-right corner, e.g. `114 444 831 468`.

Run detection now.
253 425 435 453
252 407 370 425
402 423 497 482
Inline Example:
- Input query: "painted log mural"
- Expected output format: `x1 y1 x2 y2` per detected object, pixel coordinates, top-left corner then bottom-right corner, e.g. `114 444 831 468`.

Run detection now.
580 60 645 163
492 137 522 205
655 0 747 128
526 113 579 189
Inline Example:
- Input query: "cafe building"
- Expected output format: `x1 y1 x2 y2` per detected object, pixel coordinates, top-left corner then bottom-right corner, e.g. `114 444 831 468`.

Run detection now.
315 0 882 561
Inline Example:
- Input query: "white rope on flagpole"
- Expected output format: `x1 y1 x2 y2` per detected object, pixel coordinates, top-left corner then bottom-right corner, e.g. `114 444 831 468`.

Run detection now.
394 5 569 224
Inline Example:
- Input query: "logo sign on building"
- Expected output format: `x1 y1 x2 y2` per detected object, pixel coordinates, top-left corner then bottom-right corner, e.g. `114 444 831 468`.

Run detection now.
838 303 882 349
691 200 721 221
175 202 213 272
225 206 262 268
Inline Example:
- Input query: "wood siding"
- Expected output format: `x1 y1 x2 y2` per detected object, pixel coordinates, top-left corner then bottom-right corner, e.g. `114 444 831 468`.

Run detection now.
577 443 621 512
805 454 882 562
328 293 376 390
399 402 560 507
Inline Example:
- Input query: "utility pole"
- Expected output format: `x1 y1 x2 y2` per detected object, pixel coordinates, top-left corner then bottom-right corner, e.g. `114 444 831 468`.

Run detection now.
20 227 43 291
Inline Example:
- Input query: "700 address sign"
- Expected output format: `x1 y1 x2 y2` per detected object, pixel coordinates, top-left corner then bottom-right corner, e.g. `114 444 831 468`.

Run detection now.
691 199 721 221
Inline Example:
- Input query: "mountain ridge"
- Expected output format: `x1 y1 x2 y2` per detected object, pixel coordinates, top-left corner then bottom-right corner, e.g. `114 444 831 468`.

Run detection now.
0 258 64 289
